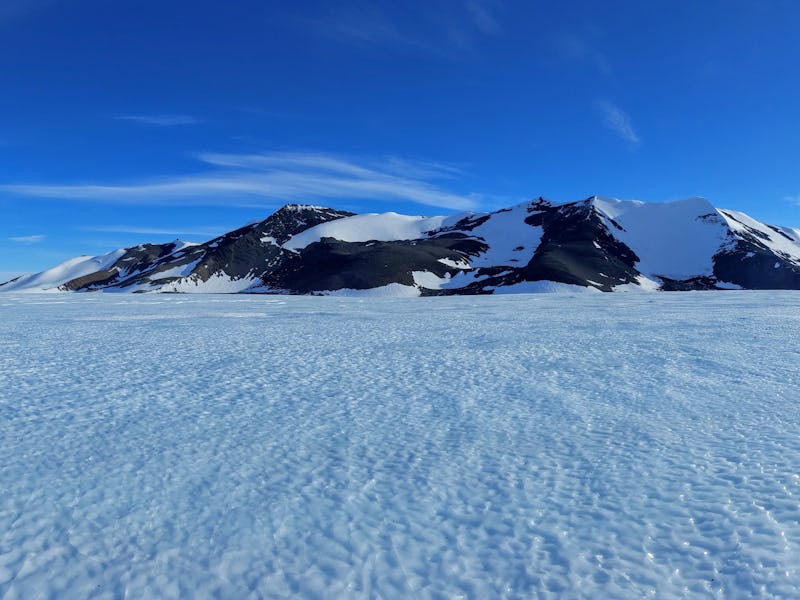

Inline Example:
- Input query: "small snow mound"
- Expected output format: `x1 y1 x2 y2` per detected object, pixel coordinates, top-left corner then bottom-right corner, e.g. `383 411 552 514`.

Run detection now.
315 283 421 297
488 280 601 294
412 271 451 289
614 275 661 292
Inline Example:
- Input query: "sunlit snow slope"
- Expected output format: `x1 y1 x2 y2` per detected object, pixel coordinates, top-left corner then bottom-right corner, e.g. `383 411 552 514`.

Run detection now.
0 249 126 292
2 292 800 598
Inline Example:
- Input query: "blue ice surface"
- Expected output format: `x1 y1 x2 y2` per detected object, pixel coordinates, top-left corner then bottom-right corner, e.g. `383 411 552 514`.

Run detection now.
1 291 800 598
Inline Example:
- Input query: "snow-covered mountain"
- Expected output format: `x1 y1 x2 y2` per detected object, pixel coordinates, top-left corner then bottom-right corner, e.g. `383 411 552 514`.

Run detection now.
4 197 800 294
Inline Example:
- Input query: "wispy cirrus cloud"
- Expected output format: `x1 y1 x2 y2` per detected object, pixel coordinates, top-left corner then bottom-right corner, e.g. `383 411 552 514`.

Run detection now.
783 195 800 206
466 1 501 35
0 151 482 211
597 101 640 145
0 0 55 27
116 114 199 126
9 234 45 243
313 0 501 55
552 32 610 74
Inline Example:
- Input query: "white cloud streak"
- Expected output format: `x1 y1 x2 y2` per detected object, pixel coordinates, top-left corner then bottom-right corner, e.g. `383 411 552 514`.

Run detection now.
79 225 228 237
317 1 500 55
554 33 610 74
0 152 481 211
116 114 199 126
326 8 427 51
597 101 640 145
9 234 45 243
467 1 501 35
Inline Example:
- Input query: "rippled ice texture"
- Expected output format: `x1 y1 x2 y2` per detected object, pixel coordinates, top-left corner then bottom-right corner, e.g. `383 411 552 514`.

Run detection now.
2 292 800 599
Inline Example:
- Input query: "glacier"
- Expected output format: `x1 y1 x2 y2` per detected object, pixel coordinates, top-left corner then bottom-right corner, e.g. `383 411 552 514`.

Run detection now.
1 292 800 598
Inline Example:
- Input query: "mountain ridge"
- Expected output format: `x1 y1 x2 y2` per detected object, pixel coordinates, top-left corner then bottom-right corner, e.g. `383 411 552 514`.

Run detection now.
4 197 800 294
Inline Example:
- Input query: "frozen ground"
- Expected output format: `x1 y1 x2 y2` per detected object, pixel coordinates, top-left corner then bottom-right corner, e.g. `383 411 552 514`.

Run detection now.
1 292 800 599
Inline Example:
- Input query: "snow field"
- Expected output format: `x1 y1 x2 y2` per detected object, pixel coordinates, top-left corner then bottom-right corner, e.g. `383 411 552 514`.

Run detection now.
591 196 729 280
283 213 448 250
1 292 800 598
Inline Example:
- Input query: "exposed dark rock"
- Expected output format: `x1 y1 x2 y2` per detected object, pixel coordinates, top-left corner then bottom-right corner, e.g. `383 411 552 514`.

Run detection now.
714 242 800 289
658 276 719 291
519 200 640 291
66 205 355 291
262 236 487 293
62 268 120 291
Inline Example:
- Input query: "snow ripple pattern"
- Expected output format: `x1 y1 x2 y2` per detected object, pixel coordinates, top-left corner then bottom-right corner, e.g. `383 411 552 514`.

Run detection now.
1 292 800 598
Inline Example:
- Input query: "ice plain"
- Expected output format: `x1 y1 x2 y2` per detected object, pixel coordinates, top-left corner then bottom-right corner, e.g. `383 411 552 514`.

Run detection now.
1 291 800 599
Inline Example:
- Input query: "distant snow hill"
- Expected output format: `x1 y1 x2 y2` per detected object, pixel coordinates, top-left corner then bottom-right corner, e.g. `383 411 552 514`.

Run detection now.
4 197 800 295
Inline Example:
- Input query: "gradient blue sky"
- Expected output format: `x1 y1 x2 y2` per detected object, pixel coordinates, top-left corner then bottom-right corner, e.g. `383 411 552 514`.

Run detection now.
2 0 800 277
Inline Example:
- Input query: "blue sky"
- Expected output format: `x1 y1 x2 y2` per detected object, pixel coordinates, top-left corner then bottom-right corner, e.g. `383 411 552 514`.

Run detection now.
2 0 800 277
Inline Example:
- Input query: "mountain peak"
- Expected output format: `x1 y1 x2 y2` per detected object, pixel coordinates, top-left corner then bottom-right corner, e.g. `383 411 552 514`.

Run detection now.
274 203 334 214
